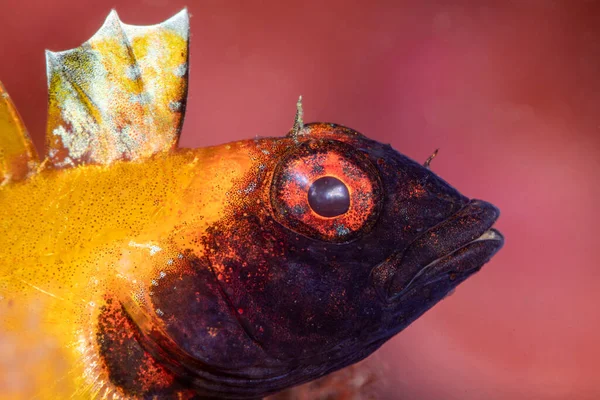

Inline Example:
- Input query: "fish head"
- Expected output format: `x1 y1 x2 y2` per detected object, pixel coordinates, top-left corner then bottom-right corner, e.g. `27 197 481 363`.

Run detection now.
156 123 503 396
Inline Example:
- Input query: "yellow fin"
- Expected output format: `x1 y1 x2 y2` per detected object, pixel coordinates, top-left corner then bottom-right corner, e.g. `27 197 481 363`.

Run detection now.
45 9 189 168
0 82 39 184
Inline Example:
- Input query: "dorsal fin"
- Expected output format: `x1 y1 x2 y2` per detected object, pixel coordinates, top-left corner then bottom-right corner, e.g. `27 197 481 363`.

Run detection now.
45 9 189 168
0 82 39 184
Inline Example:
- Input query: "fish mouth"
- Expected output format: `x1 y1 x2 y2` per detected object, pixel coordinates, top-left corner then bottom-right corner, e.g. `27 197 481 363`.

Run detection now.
372 199 504 303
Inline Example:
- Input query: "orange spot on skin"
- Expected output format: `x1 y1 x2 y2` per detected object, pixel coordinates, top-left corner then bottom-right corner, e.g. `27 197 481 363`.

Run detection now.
409 184 426 197
138 351 175 391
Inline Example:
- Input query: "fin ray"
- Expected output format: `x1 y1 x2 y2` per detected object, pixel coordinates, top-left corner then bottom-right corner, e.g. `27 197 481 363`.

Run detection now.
0 82 39 184
45 9 189 168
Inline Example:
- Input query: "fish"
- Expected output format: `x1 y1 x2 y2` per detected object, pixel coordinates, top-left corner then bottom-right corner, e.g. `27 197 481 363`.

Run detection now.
0 9 504 400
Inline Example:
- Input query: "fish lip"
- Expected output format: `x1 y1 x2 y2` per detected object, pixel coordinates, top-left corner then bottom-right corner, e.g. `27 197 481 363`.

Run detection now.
395 226 503 296
371 199 504 303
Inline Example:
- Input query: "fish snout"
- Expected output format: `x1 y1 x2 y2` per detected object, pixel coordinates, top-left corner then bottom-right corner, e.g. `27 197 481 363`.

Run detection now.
371 200 504 303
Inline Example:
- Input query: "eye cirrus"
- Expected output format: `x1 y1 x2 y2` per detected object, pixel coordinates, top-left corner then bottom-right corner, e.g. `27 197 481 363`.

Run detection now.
270 139 382 243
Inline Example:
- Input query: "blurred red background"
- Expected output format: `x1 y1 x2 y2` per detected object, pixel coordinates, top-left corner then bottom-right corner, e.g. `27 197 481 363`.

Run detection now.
0 1 597 399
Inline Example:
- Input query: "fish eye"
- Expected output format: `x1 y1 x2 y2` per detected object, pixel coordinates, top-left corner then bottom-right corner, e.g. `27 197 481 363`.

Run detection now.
270 139 382 242
307 176 350 217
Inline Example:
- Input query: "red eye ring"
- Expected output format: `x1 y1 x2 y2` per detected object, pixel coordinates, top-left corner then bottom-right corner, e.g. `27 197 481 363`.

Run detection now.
270 139 382 243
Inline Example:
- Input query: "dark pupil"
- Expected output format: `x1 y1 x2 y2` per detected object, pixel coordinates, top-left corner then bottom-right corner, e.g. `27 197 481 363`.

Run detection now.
307 176 350 217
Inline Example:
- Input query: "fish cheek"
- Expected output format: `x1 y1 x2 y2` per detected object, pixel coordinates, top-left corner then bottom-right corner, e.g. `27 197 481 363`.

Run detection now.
148 255 266 370
202 214 382 360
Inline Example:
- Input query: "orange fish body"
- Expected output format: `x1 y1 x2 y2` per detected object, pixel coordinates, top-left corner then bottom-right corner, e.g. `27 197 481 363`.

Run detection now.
0 140 278 398
0 9 504 400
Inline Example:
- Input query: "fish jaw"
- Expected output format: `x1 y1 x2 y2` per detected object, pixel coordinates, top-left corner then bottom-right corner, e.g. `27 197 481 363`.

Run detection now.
371 199 504 304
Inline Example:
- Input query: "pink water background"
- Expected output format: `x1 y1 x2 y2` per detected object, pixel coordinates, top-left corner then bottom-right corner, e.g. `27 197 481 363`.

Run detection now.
0 2 597 399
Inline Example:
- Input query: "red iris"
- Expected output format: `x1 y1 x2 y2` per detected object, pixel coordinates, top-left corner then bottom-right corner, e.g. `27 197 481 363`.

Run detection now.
270 139 382 243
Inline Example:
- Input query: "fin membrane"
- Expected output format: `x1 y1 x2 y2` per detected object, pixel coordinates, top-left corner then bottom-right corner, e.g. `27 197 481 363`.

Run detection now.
45 9 189 168
0 82 39 184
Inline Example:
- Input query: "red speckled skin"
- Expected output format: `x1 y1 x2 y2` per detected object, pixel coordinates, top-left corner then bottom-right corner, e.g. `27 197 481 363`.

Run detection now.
92 124 502 398
6 3 597 399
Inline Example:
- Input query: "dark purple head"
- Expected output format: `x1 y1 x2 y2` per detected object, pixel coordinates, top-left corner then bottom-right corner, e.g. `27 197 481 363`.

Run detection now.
102 123 503 399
